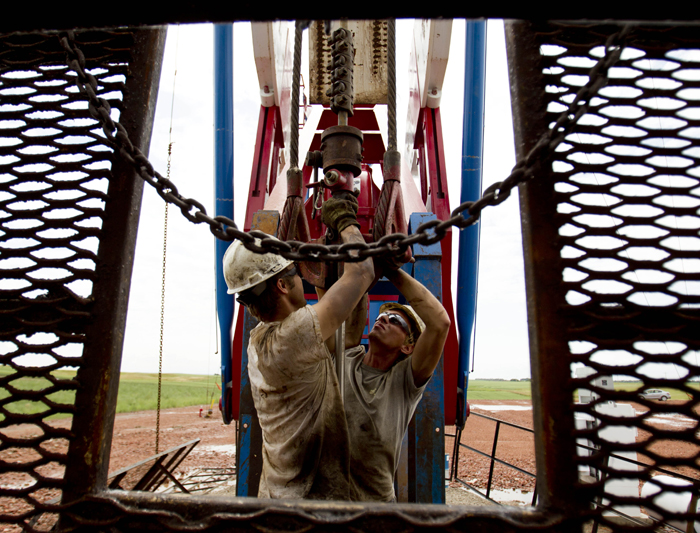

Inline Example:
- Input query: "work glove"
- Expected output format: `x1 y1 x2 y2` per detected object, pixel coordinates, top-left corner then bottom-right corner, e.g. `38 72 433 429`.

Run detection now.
322 191 360 234
374 254 411 278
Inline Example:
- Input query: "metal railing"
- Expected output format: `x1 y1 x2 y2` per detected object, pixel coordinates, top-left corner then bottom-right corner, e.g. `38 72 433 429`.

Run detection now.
446 411 538 506
448 409 699 533
577 440 699 533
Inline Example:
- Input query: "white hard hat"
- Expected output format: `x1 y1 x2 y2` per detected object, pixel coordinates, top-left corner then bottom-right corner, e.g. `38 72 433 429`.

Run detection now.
223 238 293 295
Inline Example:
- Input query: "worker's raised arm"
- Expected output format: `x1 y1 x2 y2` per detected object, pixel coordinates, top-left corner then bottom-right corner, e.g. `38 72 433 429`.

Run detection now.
317 288 368 352
385 268 450 386
314 196 374 341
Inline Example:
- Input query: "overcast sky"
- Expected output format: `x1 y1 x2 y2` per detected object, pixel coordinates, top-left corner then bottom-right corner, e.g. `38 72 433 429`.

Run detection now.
120 19 531 380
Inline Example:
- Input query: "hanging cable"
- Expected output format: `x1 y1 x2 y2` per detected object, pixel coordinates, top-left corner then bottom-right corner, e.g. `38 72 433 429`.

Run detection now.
387 19 397 152
373 19 407 266
289 20 304 169
279 20 308 244
156 171 169 455
155 28 180 455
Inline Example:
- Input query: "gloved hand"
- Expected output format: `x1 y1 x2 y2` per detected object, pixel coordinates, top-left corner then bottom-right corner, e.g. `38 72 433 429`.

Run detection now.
322 192 360 234
374 252 414 276
373 258 395 277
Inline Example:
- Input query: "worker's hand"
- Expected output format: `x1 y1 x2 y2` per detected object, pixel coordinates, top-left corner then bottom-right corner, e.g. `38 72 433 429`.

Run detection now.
322 192 360 234
374 251 413 276
372 258 389 281
368 257 405 290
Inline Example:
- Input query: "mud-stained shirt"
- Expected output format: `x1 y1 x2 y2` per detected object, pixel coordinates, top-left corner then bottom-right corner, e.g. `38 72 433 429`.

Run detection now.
343 346 427 502
248 305 357 500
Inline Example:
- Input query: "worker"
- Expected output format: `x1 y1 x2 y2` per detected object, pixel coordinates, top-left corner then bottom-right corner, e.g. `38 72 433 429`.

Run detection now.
222 194 373 500
320 264 450 502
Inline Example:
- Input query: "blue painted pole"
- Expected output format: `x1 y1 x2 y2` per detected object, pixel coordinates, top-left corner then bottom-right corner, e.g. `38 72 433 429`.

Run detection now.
214 24 235 424
456 20 487 427
409 213 445 504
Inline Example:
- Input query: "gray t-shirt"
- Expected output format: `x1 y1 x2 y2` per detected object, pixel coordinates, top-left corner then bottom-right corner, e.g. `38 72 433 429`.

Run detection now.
248 305 357 500
344 345 427 501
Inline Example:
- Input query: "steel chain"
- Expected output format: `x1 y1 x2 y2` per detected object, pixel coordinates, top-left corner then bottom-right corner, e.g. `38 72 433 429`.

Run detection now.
59 26 629 263
155 144 170 455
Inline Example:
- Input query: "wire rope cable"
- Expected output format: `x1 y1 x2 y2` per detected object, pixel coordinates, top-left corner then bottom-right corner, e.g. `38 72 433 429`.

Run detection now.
387 19 397 152
289 20 305 169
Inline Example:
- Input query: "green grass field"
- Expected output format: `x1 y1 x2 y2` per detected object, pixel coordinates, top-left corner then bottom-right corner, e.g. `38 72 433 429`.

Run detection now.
116 372 220 413
466 380 533 400
6 365 695 420
0 366 219 420
1 367 533 419
469 380 699 402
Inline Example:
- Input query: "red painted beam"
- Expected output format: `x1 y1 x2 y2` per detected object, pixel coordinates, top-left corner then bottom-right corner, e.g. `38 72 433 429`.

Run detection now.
419 107 459 426
244 105 279 231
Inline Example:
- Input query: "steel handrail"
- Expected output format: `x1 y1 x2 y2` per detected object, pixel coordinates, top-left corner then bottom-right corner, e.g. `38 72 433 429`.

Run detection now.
447 407 699 532
444 433 536 480
575 440 700 486
446 411 537 503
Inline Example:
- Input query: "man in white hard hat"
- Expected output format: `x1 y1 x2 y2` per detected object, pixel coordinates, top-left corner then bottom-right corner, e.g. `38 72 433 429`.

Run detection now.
320 266 450 502
223 195 373 500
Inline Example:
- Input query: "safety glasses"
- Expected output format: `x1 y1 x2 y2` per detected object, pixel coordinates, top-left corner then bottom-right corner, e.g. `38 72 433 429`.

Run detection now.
283 264 299 279
374 312 410 334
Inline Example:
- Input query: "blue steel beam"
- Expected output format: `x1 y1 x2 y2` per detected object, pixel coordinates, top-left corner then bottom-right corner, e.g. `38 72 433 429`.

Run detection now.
408 212 445 504
456 20 486 428
214 24 235 424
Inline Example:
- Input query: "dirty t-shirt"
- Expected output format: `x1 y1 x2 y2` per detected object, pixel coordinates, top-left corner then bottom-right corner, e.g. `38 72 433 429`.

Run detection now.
248 305 356 500
343 346 427 501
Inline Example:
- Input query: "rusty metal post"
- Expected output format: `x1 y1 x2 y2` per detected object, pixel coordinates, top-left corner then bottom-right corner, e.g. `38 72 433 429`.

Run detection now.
506 20 589 526
61 28 166 503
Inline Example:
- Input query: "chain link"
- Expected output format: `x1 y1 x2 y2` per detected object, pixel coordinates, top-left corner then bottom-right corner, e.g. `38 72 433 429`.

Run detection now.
59 26 629 263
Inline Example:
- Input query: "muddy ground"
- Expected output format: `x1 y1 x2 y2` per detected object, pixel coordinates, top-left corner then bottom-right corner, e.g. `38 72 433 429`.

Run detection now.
113 399 540 492
2 400 698 530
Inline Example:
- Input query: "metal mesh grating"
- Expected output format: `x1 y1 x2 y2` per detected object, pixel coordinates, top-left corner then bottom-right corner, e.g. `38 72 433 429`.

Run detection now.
4 18 700 533
0 30 133 531
526 23 700 529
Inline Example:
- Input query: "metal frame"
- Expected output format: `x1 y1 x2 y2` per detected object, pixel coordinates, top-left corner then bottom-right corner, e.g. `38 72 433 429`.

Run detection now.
505 21 585 518
5 9 700 35
107 439 200 492
59 28 167 505
3 16 700 533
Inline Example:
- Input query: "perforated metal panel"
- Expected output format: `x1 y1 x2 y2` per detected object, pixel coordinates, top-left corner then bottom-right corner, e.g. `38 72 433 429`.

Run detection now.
509 21 700 531
4 17 700 533
0 29 164 531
